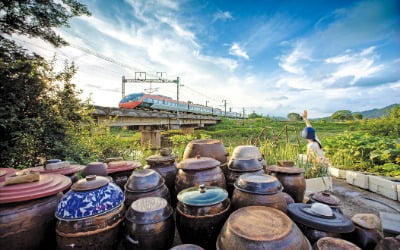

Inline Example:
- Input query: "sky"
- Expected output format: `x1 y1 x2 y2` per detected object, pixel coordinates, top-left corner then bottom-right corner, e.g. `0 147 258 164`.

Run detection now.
13 0 400 117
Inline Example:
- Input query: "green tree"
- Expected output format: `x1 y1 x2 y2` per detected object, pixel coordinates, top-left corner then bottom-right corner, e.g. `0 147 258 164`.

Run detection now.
287 112 302 121
248 111 263 119
353 113 363 120
362 105 400 137
331 110 354 121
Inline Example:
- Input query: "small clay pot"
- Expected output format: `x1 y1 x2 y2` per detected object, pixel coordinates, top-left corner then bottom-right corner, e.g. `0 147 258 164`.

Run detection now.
82 162 108 177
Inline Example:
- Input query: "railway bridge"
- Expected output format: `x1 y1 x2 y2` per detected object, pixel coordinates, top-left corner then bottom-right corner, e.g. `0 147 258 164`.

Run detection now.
93 106 221 147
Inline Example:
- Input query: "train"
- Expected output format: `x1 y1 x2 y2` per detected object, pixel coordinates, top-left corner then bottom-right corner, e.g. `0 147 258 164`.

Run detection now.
119 93 243 118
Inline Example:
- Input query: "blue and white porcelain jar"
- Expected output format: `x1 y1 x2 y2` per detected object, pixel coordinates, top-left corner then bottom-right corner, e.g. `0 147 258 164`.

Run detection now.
56 175 124 220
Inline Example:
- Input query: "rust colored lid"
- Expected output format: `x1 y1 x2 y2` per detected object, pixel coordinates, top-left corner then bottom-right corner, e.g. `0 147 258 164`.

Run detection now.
228 206 292 241
177 156 220 170
26 164 84 176
310 191 342 206
315 237 361 250
0 173 71 204
352 213 381 230
267 165 305 174
234 173 283 194
0 168 17 182
71 175 109 191
146 154 176 164
107 160 140 174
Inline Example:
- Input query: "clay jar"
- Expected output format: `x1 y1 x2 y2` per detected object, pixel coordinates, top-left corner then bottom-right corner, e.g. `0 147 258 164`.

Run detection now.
231 173 287 212
313 237 361 250
226 157 264 196
107 160 140 189
0 173 71 250
144 150 177 205
124 197 175 250
308 191 343 213
124 169 170 207
82 162 108 177
267 165 306 203
183 139 229 175
176 184 231 250
175 156 226 195
342 213 383 250
287 203 355 244
55 175 125 250
217 206 311 250
231 145 266 168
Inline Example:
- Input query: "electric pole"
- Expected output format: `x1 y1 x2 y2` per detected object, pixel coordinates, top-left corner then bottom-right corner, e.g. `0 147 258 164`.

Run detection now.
222 100 227 116
205 100 209 107
242 107 246 118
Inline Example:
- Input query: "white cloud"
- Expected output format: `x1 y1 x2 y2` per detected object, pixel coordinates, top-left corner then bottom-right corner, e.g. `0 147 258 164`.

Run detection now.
229 43 249 60
213 10 233 22
278 42 312 75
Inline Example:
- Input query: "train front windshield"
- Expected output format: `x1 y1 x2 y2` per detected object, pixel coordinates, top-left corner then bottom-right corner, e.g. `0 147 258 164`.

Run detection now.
120 93 143 103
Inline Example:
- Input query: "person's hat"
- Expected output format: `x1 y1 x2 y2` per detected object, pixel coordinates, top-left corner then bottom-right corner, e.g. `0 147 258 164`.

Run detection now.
302 127 315 140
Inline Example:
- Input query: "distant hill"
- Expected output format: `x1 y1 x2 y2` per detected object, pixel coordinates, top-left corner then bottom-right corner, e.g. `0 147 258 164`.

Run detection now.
357 104 399 119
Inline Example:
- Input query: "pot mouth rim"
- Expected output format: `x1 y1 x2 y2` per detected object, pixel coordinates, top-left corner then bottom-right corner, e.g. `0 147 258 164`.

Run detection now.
233 183 282 194
124 181 165 193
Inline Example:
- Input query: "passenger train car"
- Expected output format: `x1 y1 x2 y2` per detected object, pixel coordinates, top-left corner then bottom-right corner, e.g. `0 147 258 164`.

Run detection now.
119 93 242 118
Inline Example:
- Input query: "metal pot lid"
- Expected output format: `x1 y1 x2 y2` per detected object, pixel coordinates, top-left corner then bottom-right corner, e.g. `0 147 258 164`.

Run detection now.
26 164 85 175
227 206 293 241
126 197 173 224
234 173 283 194
266 165 305 174
146 154 176 164
310 191 342 206
125 169 164 192
287 203 354 233
56 181 124 220
351 213 381 230
71 175 109 191
231 145 263 160
177 156 220 170
228 158 263 172
177 184 228 206
0 173 71 204
316 237 361 250
107 160 140 174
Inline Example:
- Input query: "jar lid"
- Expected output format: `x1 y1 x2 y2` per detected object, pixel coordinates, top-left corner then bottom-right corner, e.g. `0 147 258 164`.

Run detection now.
107 160 140 174
0 173 71 204
0 168 17 182
146 154 176 164
351 213 381 230
56 181 124 220
125 197 173 224
177 184 228 206
26 164 84 176
316 237 361 250
228 158 263 172
125 169 164 192
287 203 354 233
310 191 342 206
71 175 109 191
266 165 305 174
231 145 263 160
234 173 283 194
177 156 220 170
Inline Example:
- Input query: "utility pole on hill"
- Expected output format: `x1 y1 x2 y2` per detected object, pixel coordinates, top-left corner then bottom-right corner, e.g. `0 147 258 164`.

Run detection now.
222 100 227 116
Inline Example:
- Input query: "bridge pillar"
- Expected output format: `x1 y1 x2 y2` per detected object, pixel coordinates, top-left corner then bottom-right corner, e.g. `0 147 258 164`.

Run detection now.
180 127 195 134
140 126 162 149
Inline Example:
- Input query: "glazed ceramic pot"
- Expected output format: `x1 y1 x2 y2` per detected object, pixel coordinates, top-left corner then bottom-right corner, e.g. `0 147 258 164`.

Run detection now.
82 162 108 177
342 213 383 250
231 145 266 168
217 206 311 250
231 173 287 212
308 191 343 213
144 151 178 206
183 139 229 175
313 237 361 250
176 185 231 250
175 156 226 195
55 175 125 250
124 169 170 207
124 197 175 250
226 158 264 196
287 203 354 244
107 160 140 189
267 165 306 203
0 173 71 250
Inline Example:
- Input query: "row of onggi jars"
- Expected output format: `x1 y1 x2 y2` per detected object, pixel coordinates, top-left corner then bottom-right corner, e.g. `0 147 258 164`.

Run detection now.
0 138 395 250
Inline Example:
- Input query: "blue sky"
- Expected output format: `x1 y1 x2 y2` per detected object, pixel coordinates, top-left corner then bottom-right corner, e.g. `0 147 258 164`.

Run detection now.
15 0 400 117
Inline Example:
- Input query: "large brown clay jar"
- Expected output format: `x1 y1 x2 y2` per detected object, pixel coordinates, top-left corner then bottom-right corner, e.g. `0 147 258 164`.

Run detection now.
226 158 264 196
175 156 226 195
124 197 175 250
176 185 231 250
267 165 306 203
182 139 229 175
231 173 287 212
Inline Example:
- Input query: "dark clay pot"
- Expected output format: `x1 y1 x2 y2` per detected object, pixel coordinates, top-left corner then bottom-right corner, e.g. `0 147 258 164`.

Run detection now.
313 237 361 250
231 173 287 212
124 197 175 250
82 162 108 177
175 157 226 195
267 165 306 203
176 185 231 250
0 193 63 250
342 226 382 250
308 191 343 213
